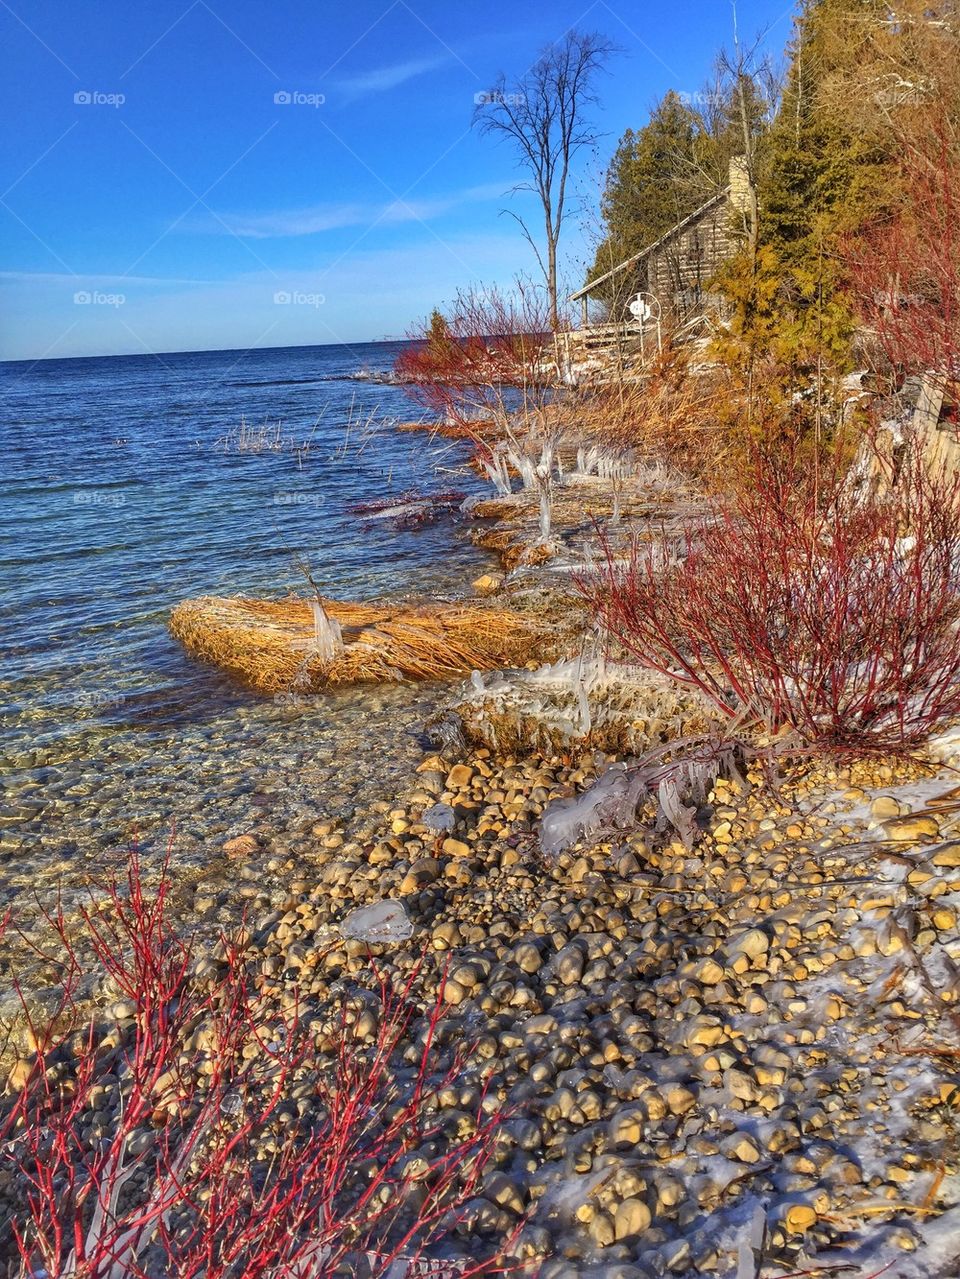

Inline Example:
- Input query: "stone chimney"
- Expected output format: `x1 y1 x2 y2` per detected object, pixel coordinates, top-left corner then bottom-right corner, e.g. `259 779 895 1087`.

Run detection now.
728 155 752 215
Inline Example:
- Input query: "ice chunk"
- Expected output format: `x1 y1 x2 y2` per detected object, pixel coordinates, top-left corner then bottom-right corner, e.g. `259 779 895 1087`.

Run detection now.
540 767 631 857
423 802 456 832
657 776 699 850
339 899 412 943
736 1199 767 1279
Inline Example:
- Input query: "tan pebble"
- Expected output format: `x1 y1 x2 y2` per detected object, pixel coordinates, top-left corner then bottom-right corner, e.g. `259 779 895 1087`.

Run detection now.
442 837 472 858
785 1204 818 1233
222 833 258 858
416 754 447 774
883 815 940 844
665 1085 697 1115
613 1198 651 1240
446 764 475 789
6 1058 32 1092
432 921 462 950
696 957 725 985
588 1212 615 1247
870 795 901 820
727 1135 761 1163
727 928 769 960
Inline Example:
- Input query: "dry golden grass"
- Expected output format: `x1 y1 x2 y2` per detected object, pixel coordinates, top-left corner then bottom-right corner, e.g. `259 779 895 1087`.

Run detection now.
169 595 546 694
393 417 500 441
566 348 736 484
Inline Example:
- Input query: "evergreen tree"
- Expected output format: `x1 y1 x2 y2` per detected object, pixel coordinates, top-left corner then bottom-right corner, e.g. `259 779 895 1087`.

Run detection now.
587 93 712 303
709 0 891 386
761 0 890 271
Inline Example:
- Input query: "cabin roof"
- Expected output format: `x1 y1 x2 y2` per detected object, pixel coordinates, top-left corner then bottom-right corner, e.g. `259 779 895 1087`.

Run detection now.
569 187 730 303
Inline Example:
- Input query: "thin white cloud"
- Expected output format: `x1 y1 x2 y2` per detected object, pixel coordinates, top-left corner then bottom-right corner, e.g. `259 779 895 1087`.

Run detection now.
208 182 511 240
0 270 209 286
336 53 451 98
0 229 535 361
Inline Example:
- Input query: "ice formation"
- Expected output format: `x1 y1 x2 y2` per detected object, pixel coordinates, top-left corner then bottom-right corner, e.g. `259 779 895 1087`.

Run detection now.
423 802 456 832
339 899 413 943
454 657 717 758
540 766 632 857
311 599 344 663
539 738 743 857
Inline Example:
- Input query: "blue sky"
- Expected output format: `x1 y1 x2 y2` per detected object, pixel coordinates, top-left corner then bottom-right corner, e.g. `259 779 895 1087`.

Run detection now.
0 0 796 361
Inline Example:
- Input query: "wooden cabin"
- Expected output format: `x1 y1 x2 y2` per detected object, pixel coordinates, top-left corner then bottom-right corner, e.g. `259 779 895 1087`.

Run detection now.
562 159 756 378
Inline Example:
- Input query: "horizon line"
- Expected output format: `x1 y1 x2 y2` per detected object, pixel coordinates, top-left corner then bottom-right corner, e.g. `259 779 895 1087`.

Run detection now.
0 335 415 367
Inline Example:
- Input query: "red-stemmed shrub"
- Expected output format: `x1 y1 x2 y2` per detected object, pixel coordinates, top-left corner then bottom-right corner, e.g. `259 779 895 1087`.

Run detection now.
580 448 960 751
394 282 555 432
847 132 960 378
0 855 504 1277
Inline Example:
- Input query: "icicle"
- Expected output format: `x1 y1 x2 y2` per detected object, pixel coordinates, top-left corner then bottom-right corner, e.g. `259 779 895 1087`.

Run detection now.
483 447 512 497
540 767 631 858
656 776 698 850
311 599 343 663
573 652 591 737
539 488 552 541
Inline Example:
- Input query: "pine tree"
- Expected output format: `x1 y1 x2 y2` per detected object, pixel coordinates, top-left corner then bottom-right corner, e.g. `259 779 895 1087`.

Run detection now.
761 0 890 271
587 93 713 303
712 0 892 384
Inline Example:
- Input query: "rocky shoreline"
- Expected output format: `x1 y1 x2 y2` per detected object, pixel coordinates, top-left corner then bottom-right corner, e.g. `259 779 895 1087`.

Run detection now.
208 735 960 1277
4 463 960 1277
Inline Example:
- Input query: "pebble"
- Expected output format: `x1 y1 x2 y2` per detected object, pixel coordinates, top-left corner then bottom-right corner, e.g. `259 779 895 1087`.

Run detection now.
883 815 940 843
222 833 258 858
8 720 960 1276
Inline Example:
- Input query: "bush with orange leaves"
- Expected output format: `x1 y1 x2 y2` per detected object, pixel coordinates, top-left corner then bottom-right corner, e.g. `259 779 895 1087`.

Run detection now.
394 282 556 435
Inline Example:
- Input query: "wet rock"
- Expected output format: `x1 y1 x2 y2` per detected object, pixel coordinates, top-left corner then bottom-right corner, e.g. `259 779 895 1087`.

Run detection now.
883 815 940 843
223 833 259 858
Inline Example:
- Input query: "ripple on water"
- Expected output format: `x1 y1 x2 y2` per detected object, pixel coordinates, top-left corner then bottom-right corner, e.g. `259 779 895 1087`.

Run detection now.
0 343 491 992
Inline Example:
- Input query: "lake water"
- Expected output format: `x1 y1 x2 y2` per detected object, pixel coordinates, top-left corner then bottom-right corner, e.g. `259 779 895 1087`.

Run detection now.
0 342 490 963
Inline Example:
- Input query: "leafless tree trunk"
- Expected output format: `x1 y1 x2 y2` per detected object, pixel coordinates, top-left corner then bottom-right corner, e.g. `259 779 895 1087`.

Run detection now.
474 30 617 330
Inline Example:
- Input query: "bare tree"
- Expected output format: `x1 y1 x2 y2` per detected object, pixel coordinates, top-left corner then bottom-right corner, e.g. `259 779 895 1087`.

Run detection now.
474 29 617 330
716 11 780 264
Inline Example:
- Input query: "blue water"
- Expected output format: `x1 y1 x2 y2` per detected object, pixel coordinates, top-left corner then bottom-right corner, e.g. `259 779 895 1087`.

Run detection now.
0 343 490 936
